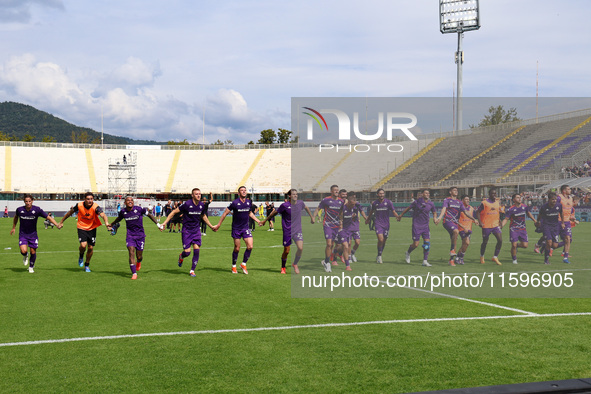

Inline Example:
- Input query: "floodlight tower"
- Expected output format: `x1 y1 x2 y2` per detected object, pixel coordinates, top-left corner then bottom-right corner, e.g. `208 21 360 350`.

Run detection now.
439 0 480 133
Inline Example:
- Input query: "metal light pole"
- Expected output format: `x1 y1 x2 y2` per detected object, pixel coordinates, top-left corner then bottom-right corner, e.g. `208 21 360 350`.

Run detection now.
440 0 480 134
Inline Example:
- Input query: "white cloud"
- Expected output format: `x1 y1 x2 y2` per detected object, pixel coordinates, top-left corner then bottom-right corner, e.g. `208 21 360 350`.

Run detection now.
0 54 193 142
0 0 64 23
0 54 85 107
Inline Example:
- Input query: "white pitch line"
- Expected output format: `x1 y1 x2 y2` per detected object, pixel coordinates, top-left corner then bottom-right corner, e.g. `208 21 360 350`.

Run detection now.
397 284 539 315
1 312 590 348
376 276 538 315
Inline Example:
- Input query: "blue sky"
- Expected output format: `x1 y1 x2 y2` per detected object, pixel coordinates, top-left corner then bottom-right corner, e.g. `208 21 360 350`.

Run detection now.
0 0 589 143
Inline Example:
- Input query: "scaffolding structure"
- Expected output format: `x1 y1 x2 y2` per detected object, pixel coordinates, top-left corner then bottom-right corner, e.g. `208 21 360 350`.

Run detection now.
104 152 137 215
108 152 137 197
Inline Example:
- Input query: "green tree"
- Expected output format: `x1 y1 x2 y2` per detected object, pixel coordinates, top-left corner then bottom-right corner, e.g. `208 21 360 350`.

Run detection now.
471 105 521 128
22 134 34 142
0 130 11 141
277 128 293 144
71 131 90 143
257 129 277 144
212 139 234 145
42 136 56 143
167 139 190 145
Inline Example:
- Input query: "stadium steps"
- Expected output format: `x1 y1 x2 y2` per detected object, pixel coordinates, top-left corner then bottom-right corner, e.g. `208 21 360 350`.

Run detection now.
165 150 182 192
311 150 354 191
85 149 98 193
238 149 267 187
497 115 591 181
372 137 445 190
445 115 591 181
434 126 526 186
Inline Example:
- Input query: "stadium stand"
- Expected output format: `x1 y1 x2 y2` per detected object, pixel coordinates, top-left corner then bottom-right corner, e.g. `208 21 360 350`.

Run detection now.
380 113 591 189
0 146 291 194
292 138 437 192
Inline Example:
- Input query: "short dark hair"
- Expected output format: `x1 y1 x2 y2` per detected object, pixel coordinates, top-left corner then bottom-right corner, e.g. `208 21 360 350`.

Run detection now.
377 188 385 194
330 184 339 191
460 194 469 200
560 184 569 192
339 189 347 194
448 186 457 194
347 191 357 199
548 191 557 199
511 193 520 201
23 193 33 201
84 192 94 198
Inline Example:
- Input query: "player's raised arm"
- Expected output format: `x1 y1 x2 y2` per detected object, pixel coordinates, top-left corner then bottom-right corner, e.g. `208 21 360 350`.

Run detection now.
311 207 321 224
249 210 262 226
201 212 215 230
260 208 278 227
46 213 60 230
10 211 19 235
435 206 446 225
59 206 76 226
358 206 368 223
161 206 181 231
98 209 111 230
397 205 412 222
365 207 374 225
305 205 315 224
212 208 231 231
146 211 160 227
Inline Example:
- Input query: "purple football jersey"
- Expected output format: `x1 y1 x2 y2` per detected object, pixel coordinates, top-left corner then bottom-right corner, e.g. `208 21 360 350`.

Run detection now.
505 204 530 230
318 197 343 228
371 198 395 229
15 205 47 235
118 206 149 237
276 201 291 234
342 202 362 232
228 198 252 232
179 199 205 234
539 202 561 227
442 197 465 224
409 198 436 231
290 200 306 234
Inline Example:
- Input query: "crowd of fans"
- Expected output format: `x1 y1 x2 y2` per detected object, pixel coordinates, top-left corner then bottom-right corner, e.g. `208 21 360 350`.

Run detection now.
561 159 591 178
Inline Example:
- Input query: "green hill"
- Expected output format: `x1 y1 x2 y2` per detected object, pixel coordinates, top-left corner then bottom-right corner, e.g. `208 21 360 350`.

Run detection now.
0 101 162 145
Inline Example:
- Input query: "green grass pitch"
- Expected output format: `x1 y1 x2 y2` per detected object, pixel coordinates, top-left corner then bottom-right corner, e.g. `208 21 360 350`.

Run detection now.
1 216 590 392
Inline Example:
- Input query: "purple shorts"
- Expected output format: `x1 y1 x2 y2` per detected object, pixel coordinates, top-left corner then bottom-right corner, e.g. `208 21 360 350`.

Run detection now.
349 230 360 241
19 233 39 248
509 228 528 243
231 228 252 240
336 229 351 245
182 231 202 249
542 225 561 243
323 226 339 241
282 231 291 247
292 231 303 242
374 224 389 238
412 226 430 242
459 230 472 240
127 236 146 250
443 221 459 234
560 221 572 240
482 227 502 239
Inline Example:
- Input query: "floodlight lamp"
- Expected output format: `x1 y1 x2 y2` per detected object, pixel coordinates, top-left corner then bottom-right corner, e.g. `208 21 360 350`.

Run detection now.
439 0 480 34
